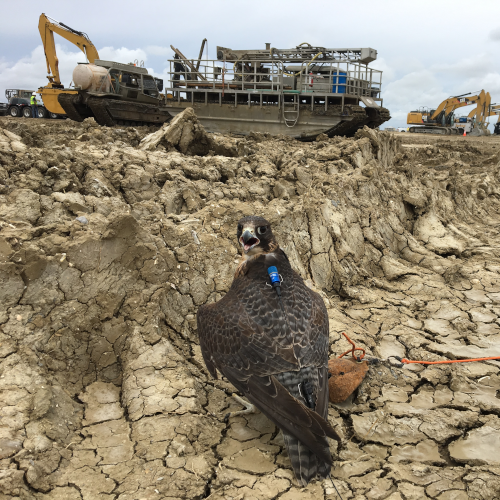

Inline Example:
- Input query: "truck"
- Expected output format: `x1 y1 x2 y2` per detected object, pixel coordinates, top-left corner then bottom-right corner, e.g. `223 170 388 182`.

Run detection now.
3 89 60 119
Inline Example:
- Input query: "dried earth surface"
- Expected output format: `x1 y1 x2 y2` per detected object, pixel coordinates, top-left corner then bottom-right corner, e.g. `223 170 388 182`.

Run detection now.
1 113 500 500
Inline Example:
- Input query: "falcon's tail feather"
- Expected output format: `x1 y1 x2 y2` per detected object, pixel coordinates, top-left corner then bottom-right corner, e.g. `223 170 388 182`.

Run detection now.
283 431 330 486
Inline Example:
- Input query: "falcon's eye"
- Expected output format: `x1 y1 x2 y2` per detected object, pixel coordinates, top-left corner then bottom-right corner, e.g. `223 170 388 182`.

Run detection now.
257 226 267 235
237 224 242 232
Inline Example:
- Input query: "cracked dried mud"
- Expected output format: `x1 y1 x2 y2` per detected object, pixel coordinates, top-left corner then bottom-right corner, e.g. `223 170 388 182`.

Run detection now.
1 112 500 500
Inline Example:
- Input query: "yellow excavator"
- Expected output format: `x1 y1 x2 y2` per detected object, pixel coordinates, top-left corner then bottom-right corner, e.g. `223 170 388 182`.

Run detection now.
407 90 490 135
38 13 98 115
37 13 171 126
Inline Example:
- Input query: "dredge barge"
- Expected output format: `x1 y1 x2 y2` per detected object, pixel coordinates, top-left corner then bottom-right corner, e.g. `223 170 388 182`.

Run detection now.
164 43 390 139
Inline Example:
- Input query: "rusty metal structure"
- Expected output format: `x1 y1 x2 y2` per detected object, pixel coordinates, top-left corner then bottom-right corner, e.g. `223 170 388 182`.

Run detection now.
164 42 390 139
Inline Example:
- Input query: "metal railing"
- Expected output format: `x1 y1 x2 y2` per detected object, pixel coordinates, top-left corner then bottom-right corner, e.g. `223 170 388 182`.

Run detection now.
165 58 382 98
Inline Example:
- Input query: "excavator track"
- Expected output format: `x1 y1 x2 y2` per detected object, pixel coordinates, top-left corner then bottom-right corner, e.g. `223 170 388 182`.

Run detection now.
86 98 173 127
409 126 459 135
58 93 84 122
366 107 391 129
87 98 116 127
325 106 373 137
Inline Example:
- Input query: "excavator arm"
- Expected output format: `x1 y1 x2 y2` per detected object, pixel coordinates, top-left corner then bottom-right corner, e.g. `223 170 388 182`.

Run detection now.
472 91 491 126
446 95 479 114
472 103 500 123
431 93 480 123
39 13 99 88
468 107 477 119
431 98 457 120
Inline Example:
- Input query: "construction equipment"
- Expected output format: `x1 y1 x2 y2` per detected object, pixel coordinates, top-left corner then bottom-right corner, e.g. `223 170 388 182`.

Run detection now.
466 90 492 136
480 103 500 135
4 89 57 119
489 104 500 135
57 59 171 126
407 91 490 135
38 13 96 115
37 14 172 126
452 100 500 136
164 43 390 139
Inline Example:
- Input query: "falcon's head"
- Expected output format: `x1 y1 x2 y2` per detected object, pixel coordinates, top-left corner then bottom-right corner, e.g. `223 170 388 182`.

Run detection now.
237 216 277 255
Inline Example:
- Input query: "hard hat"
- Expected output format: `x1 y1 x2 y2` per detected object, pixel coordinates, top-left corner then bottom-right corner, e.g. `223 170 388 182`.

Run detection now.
32 92 36 95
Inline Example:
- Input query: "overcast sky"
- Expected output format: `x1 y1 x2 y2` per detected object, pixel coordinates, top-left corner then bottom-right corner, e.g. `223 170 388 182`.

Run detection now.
1 0 500 129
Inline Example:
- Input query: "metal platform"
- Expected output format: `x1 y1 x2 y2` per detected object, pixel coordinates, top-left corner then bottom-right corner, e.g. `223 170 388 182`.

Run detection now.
164 43 389 139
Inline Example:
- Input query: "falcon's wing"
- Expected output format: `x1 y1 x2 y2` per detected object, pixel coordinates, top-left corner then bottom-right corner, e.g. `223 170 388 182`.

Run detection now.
197 254 332 374
197 255 338 459
197 280 299 379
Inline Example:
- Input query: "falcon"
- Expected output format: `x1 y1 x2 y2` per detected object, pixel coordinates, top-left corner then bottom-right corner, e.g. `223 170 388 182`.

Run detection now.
197 215 339 485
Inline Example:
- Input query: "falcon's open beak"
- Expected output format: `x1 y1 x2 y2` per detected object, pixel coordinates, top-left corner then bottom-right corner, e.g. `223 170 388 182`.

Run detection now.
240 228 260 253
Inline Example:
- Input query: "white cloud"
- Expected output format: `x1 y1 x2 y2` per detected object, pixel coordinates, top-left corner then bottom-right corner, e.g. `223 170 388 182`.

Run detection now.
98 47 148 66
384 70 446 109
373 57 396 83
455 72 500 99
432 54 493 80
145 46 173 57
0 45 83 100
489 27 500 41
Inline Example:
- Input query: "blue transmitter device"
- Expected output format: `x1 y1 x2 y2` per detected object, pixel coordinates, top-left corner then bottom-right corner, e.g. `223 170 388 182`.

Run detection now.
267 266 282 297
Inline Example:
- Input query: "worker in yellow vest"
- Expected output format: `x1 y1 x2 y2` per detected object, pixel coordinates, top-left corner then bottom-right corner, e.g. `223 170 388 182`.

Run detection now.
30 92 38 118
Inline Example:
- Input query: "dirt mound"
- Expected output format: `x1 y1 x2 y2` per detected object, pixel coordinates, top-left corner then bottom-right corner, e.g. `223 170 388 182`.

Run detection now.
139 107 213 156
1 115 500 499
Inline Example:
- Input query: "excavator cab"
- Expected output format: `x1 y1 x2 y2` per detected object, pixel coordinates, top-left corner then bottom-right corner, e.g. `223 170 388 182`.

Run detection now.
110 71 140 98
58 60 171 126
105 65 160 101
71 61 160 104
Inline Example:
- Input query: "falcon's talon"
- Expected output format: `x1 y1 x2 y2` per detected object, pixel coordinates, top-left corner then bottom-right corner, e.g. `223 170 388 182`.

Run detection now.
225 393 256 419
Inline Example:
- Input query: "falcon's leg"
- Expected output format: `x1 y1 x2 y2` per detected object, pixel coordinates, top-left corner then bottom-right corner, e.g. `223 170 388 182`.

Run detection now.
224 394 256 422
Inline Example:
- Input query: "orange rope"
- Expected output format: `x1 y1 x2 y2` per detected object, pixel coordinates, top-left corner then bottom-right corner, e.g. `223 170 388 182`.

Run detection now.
400 357 500 365
338 332 365 361
338 332 500 365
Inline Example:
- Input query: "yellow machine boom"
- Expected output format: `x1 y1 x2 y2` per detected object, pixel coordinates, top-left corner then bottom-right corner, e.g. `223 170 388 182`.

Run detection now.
39 13 99 88
429 94 479 121
38 13 99 114
471 103 500 131
470 91 491 126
